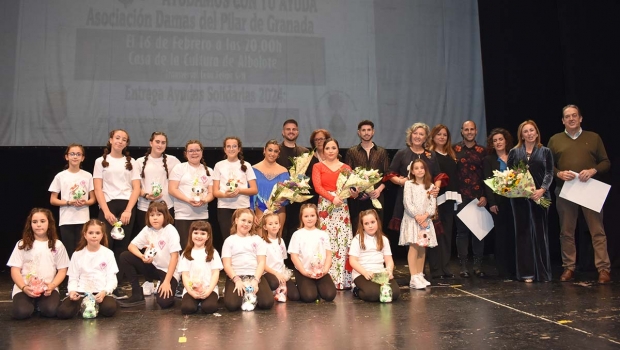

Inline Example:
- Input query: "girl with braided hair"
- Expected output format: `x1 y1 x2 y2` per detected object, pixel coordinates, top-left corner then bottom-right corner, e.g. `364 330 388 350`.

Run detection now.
135 132 181 233
213 137 258 243
169 140 214 248
93 129 140 299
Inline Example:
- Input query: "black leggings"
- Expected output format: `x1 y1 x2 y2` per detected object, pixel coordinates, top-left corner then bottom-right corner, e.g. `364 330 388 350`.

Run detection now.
181 292 219 315
263 272 300 301
119 251 178 309
59 224 83 258
353 276 400 302
217 208 236 241
57 295 117 319
98 200 136 265
293 270 337 303
12 291 61 320
223 277 274 311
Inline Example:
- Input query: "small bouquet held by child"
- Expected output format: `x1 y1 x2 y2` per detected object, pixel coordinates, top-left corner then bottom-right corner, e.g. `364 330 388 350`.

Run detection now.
111 220 125 240
371 269 393 303
25 258 48 296
484 161 551 208
274 268 293 302
80 292 99 319
241 276 258 311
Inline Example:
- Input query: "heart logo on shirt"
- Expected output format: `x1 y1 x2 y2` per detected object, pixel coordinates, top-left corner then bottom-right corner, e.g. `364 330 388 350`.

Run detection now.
99 262 107 270
252 242 258 253
158 240 166 250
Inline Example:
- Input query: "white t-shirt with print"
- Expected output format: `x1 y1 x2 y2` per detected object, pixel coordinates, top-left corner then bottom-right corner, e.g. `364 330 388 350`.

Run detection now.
48 169 94 225
7 240 70 298
136 154 181 211
221 234 266 276
177 249 223 296
265 238 287 272
213 159 256 209
288 228 331 272
169 162 213 220
67 245 118 294
93 155 140 202
348 233 392 281
131 225 182 280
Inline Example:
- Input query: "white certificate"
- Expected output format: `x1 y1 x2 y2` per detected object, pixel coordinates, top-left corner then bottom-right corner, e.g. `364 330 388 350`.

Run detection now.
456 198 494 240
559 171 611 213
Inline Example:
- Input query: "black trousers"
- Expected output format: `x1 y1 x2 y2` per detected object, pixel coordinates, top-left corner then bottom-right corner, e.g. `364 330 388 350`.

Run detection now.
223 277 274 311
12 290 61 320
59 224 83 258
98 200 136 265
57 295 117 319
119 251 178 309
263 272 300 301
427 201 455 277
293 270 337 303
353 276 400 302
181 292 219 315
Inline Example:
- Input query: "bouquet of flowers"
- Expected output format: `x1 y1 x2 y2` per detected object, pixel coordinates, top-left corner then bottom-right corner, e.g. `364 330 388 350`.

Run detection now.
327 167 381 214
351 167 383 209
484 161 551 208
288 150 314 178
151 181 163 198
309 247 324 278
70 181 86 200
111 221 125 240
188 264 206 295
371 268 392 303
25 273 47 296
80 292 99 319
274 268 293 302
264 175 313 213
241 277 257 311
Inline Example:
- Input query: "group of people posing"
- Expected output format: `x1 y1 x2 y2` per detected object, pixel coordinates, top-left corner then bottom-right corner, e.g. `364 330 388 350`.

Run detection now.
7 104 612 320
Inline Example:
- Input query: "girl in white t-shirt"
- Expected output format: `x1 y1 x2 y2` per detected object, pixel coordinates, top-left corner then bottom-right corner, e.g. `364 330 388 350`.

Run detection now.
221 208 274 311
93 129 141 298
7 208 70 319
349 210 400 302
49 144 96 257
135 132 181 234
118 201 181 309
260 212 299 301
168 140 214 248
57 219 119 319
288 204 336 303
213 137 258 242
178 221 222 315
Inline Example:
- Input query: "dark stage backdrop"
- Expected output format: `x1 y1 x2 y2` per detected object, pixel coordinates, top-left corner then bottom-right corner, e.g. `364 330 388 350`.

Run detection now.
1 0 619 269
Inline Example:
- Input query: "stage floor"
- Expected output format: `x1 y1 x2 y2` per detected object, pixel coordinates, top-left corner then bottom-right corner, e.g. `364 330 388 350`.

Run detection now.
1 261 618 350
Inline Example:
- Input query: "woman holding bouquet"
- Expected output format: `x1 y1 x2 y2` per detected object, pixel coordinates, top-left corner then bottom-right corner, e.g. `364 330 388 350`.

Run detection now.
136 132 181 235
252 140 289 230
507 120 553 283
483 128 516 280
312 138 355 290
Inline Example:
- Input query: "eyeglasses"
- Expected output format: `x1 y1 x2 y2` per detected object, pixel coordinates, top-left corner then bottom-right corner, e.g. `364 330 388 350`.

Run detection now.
186 149 202 154
68 152 83 157
225 145 239 149
314 138 326 142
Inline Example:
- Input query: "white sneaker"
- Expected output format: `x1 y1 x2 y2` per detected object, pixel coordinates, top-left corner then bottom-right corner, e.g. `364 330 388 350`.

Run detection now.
417 273 431 286
142 281 154 296
409 276 426 290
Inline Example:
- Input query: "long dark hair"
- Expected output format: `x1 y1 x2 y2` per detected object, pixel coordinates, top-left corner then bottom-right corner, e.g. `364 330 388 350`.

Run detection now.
182 221 215 262
19 208 59 251
355 209 385 251
75 219 109 252
102 129 133 170
141 132 171 178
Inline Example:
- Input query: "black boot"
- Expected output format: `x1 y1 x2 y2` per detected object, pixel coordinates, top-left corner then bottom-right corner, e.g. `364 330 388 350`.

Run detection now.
459 259 470 278
119 287 145 308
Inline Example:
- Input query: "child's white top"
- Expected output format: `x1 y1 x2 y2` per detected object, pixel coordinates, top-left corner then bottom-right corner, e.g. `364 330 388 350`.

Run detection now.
288 228 331 272
221 234 266 276
93 155 140 202
131 225 182 280
177 249 223 296
169 162 213 220
136 154 181 211
7 240 70 298
48 169 94 225
67 245 118 294
265 238 287 272
349 233 392 281
213 159 256 209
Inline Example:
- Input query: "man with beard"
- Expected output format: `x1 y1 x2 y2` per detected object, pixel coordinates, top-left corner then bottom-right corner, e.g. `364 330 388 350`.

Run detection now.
276 119 309 243
453 120 487 278
344 120 389 233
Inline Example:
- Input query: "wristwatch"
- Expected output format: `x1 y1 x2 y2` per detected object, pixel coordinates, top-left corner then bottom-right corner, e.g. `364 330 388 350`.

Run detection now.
143 193 149 199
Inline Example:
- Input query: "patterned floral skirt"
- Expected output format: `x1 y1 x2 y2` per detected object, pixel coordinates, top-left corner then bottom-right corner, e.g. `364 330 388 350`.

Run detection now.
318 196 353 289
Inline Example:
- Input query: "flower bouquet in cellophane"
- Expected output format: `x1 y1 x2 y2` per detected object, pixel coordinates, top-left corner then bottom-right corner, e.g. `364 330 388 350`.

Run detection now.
70 181 87 200
351 167 383 209
25 257 47 296
188 263 207 295
262 151 315 213
309 247 324 278
274 268 293 302
327 167 381 214
370 268 392 303
151 181 163 198
484 161 551 208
